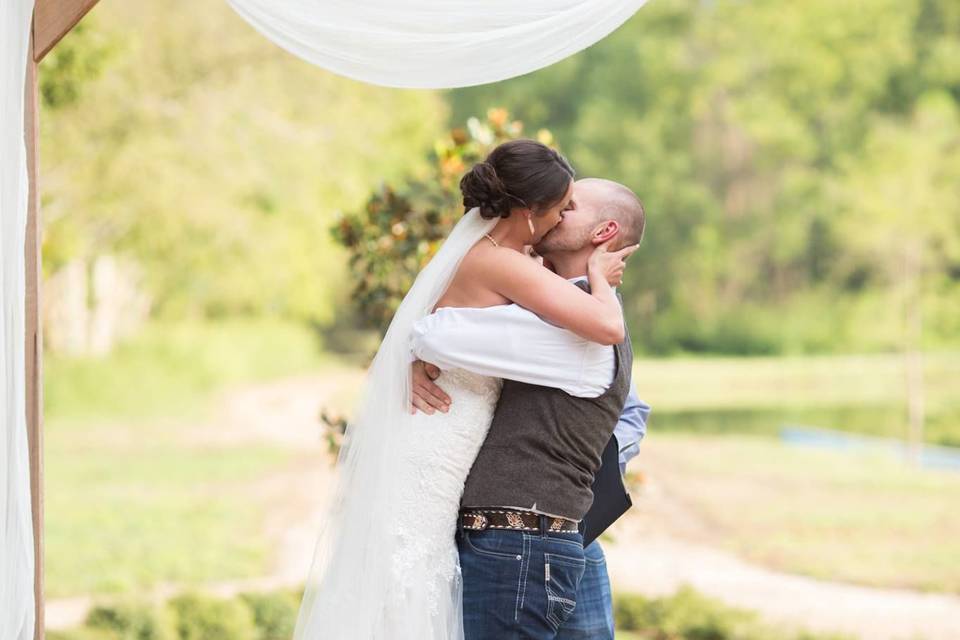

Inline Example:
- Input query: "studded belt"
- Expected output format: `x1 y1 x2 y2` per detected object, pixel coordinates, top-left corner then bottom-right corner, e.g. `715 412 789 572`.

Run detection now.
459 508 579 533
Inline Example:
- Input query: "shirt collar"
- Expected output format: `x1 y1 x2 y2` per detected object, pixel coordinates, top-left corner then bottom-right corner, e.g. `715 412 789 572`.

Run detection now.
568 274 616 292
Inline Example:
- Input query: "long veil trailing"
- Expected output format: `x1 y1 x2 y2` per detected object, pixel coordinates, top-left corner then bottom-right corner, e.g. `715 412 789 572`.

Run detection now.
292 207 497 640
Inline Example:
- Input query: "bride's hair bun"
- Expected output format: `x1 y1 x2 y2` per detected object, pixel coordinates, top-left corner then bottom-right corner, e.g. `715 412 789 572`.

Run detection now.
459 139 575 221
460 161 511 219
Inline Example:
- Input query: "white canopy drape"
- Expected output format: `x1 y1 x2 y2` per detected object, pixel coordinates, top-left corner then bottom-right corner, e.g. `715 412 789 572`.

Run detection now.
225 0 648 89
2 0 38 638
1 1 646 636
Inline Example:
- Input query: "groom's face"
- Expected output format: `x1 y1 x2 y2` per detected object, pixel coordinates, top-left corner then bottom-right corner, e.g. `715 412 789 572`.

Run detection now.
533 181 603 255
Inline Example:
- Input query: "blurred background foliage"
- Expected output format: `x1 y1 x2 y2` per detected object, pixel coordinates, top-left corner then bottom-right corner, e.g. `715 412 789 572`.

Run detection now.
450 0 960 356
45 585 855 640
40 0 445 331
39 0 960 357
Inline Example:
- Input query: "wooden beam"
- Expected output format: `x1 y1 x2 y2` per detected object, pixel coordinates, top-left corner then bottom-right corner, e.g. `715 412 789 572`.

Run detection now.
24 19 45 640
28 2 104 633
32 0 101 62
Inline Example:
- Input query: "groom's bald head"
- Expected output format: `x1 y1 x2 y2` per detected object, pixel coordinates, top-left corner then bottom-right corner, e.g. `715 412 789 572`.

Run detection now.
534 178 645 255
579 178 645 249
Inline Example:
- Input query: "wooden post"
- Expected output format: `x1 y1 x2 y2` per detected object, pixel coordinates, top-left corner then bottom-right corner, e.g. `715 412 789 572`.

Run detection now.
24 4 103 636
24 18 44 640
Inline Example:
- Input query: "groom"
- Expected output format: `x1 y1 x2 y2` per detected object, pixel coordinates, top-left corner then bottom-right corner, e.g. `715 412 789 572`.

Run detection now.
411 178 648 639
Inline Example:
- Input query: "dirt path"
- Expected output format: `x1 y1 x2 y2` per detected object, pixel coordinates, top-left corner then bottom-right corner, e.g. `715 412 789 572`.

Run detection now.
603 476 960 640
45 372 960 639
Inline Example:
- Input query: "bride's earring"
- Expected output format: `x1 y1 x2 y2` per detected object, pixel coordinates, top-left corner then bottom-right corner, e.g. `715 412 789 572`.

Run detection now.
526 214 536 238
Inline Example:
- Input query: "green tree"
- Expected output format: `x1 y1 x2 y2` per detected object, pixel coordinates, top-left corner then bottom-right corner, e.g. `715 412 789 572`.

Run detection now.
40 0 446 329
448 0 960 356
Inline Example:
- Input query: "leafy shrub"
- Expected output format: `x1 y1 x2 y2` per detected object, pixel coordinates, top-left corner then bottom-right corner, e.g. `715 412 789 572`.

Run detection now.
614 586 854 640
237 590 299 640
47 628 120 640
165 591 257 640
84 597 176 640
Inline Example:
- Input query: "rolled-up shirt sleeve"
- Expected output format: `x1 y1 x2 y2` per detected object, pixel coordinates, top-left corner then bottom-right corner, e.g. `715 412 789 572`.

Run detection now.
410 305 613 398
614 383 650 474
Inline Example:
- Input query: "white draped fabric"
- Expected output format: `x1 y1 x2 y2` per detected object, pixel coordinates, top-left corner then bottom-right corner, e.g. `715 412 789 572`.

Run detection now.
2 0 37 638
0 1 646 635
225 0 648 89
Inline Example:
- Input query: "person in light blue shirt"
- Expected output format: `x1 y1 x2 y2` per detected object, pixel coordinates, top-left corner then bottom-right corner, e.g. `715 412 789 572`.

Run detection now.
616 384 650 474
560 383 649 640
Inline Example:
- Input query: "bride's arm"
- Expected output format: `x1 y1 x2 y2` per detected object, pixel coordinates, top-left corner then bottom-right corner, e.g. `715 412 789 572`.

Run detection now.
481 239 638 345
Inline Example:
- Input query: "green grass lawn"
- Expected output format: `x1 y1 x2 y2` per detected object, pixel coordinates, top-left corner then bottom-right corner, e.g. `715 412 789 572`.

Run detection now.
43 317 337 429
42 318 333 597
44 432 294 597
638 432 960 593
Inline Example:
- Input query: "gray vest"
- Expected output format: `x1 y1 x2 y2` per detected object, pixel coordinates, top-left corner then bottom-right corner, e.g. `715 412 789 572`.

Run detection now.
460 295 633 521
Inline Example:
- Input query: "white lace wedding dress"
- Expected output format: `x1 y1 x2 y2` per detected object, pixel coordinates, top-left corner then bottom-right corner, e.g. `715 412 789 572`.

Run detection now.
292 208 502 640
389 367 503 636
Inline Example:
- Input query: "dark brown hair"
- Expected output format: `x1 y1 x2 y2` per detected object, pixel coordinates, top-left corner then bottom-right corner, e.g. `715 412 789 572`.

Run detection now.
459 139 575 220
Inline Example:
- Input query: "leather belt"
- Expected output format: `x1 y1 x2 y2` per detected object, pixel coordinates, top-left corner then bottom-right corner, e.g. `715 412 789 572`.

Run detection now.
459 508 579 533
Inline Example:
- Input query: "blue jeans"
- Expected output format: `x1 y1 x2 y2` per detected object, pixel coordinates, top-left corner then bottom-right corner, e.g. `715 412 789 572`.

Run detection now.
458 525 586 639
555 541 614 639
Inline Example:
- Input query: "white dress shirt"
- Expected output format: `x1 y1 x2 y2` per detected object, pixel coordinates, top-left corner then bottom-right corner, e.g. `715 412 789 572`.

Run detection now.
410 277 615 398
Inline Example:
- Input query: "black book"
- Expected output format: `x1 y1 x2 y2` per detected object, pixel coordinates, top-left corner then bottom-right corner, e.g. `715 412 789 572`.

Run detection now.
579 434 632 547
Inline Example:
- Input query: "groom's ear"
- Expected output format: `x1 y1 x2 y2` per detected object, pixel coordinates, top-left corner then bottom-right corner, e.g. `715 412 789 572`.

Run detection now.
592 220 620 245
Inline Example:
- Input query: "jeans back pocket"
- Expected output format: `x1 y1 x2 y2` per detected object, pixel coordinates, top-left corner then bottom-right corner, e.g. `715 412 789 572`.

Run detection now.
544 552 585 630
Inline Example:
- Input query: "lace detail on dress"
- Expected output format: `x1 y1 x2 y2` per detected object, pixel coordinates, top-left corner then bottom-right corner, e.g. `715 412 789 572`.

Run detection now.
389 368 501 621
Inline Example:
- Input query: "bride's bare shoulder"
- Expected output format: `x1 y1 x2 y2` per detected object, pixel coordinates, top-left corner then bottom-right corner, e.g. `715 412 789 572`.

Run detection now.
452 240 495 277
462 241 538 268
458 240 497 269
435 242 517 308
459 242 544 280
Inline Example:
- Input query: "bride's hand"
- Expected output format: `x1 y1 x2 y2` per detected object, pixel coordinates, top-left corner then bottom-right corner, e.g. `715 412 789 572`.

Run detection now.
588 238 639 286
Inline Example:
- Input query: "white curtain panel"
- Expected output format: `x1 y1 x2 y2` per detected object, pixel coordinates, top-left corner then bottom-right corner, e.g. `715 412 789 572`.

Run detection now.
225 0 648 89
1 0 37 637
0 1 647 633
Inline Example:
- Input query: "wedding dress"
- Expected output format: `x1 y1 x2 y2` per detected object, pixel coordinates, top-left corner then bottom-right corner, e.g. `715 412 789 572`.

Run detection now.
292 208 500 640
387 367 503 637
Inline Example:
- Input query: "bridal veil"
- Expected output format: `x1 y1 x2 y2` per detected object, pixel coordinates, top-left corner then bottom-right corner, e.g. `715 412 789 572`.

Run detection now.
291 208 496 639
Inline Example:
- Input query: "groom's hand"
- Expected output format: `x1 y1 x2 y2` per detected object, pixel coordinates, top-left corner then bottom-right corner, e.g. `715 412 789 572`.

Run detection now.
410 360 451 414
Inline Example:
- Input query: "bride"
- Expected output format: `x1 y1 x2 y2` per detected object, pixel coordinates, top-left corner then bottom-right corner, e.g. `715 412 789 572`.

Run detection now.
292 139 630 639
